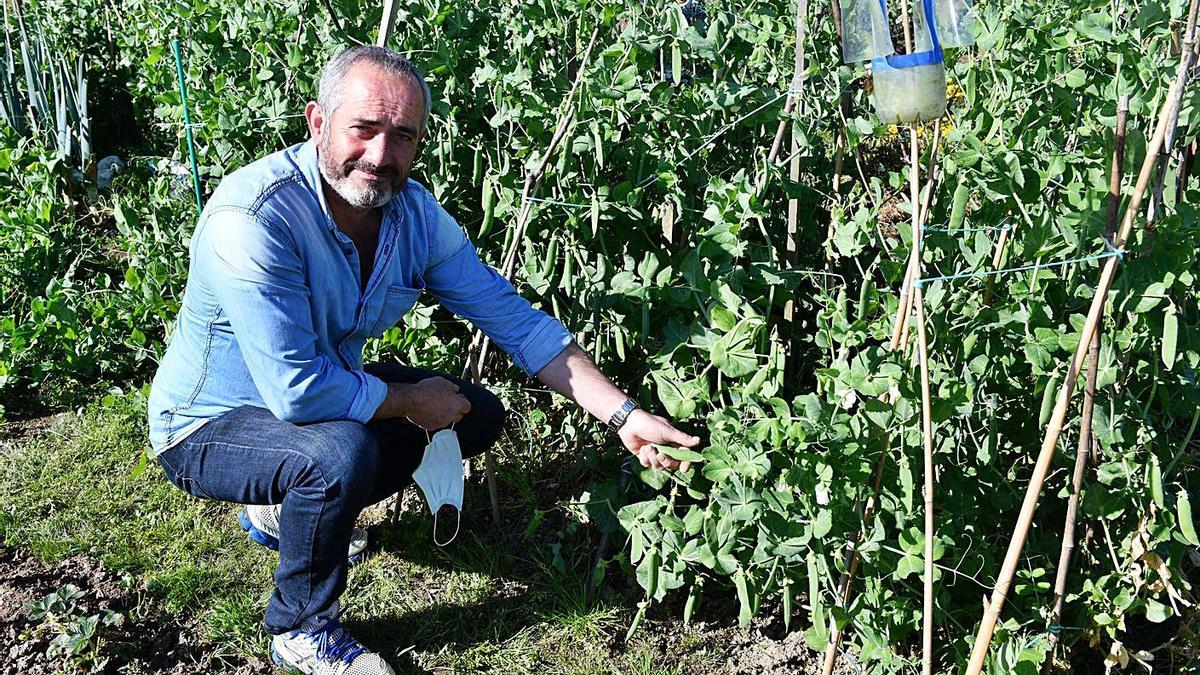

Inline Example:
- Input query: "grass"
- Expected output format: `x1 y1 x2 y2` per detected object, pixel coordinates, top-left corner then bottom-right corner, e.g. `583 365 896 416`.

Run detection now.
0 389 737 674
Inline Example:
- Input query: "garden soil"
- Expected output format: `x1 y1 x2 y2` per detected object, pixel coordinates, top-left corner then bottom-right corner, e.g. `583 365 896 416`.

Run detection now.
0 545 274 675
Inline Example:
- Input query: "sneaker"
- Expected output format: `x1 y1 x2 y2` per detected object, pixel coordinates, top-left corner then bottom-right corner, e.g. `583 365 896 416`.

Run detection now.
271 613 395 675
239 504 369 565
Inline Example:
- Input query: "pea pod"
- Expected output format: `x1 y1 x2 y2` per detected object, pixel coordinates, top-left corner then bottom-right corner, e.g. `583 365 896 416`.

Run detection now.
472 145 483 185
1039 372 1061 428
949 181 969 230
683 582 702 625
1178 489 1200 547
479 180 496 238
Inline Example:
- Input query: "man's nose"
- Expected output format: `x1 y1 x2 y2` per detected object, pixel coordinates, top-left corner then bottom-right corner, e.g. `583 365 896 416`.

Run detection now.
361 133 391 167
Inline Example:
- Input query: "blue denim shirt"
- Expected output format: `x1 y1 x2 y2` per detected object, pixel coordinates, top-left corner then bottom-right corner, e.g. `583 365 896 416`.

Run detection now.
147 140 573 454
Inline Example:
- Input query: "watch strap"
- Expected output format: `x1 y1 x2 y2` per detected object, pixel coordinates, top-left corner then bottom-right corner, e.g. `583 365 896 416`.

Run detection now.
607 399 639 431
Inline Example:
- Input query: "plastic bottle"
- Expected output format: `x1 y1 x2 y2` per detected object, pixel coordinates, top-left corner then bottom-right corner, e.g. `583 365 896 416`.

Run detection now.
868 0 950 123
933 0 975 48
871 59 947 123
839 0 894 64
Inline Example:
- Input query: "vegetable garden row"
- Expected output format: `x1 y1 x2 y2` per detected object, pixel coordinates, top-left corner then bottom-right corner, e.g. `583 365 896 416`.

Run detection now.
2 0 1198 672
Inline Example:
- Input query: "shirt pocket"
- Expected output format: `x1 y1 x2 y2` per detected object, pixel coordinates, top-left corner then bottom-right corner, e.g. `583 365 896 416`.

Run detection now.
370 284 422 337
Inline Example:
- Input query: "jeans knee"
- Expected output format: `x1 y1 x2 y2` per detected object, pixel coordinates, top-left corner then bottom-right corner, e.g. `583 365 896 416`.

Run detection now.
301 422 380 502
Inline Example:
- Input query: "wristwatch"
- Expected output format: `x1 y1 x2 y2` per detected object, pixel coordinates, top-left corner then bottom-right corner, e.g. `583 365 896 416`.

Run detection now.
607 398 640 432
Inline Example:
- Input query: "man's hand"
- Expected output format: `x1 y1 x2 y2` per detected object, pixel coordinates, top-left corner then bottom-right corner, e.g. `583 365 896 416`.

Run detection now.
618 408 702 472
376 376 471 429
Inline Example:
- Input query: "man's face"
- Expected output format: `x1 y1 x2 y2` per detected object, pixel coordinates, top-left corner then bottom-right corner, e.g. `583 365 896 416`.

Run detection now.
306 62 427 210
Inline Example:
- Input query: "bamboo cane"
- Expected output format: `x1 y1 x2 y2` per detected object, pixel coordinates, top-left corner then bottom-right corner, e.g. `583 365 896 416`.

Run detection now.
769 0 807 163
1040 94 1128 675
377 0 399 46
964 60 1183 675
459 26 601 526
890 121 942 351
820 430 889 675
1149 0 1200 223
894 120 938 675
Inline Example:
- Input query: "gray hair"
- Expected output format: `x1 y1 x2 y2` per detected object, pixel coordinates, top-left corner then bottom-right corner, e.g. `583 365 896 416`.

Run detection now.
317 46 432 132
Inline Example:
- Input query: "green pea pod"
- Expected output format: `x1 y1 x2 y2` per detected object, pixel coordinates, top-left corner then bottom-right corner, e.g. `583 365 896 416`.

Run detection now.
683 582 701 625
1150 457 1165 509
479 181 496 238
1178 489 1200 547
1162 306 1178 370
1039 372 1061 428
626 600 648 641
734 567 751 627
561 246 575 295
949 181 969 231
472 145 483 185
782 576 793 631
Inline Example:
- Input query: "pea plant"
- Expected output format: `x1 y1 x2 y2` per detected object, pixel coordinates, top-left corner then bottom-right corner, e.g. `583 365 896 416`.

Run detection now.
3 0 1198 671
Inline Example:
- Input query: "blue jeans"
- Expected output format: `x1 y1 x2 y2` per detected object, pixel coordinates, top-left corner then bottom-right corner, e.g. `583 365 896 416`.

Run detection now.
155 362 504 635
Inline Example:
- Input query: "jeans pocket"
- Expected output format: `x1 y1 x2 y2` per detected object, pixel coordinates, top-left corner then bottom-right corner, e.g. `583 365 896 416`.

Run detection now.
370 284 422 337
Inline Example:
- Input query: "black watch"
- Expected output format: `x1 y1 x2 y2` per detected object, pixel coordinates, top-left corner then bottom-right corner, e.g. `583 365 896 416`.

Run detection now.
607 399 639 432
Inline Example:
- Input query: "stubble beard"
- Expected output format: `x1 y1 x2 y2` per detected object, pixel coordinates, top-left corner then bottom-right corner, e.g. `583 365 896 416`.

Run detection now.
317 132 406 210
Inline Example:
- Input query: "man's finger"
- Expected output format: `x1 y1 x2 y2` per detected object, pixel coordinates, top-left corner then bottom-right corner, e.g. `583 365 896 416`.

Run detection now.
664 426 701 447
680 460 692 473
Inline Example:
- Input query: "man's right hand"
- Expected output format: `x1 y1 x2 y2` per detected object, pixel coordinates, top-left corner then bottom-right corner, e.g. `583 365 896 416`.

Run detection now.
373 377 471 429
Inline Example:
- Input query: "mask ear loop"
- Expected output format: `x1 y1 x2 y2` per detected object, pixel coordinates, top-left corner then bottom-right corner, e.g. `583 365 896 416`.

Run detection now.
432 507 461 547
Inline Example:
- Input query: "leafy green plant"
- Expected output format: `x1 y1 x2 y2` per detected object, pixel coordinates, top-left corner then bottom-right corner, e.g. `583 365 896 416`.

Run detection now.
24 583 122 666
3 0 1198 671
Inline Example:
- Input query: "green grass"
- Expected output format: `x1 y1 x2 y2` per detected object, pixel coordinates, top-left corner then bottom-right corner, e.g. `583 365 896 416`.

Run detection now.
0 390 735 674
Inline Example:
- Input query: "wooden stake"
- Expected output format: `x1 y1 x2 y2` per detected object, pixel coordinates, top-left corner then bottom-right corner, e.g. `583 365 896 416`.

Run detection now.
377 0 399 47
964 60 1184 675
769 0 808 164
1040 94 1128 675
821 401 892 675
461 27 601 526
1149 0 1200 223
890 121 942 351
914 282 935 675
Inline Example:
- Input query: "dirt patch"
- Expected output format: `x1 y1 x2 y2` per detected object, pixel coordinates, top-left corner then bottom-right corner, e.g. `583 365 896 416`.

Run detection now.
0 546 274 675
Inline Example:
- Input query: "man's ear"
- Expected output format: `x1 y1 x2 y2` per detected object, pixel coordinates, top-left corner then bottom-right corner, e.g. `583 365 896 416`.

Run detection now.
305 102 324 141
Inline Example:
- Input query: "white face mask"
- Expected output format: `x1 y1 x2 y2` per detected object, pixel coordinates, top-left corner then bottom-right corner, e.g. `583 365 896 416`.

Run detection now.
411 428 464 546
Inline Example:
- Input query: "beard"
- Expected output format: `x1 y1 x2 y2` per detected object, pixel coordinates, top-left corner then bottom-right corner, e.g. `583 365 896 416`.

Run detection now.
317 133 406 210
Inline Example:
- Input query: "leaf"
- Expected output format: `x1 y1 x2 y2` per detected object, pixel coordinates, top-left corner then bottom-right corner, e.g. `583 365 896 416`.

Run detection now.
1074 13 1112 43
1144 598 1172 623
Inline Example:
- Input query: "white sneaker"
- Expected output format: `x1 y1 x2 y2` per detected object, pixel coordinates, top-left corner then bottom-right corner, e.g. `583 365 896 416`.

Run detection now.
239 504 369 564
271 611 395 675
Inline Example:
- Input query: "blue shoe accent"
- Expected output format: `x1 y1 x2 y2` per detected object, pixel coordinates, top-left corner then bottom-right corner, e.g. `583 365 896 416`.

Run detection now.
239 507 368 565
239 507 280 551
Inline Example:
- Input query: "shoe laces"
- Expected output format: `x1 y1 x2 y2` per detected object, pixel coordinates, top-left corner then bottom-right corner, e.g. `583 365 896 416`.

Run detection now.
307 617 366 664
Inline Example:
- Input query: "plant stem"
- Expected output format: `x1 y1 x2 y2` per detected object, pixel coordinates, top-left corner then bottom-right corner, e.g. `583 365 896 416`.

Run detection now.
1040 93 1128 675
965 30 1189 672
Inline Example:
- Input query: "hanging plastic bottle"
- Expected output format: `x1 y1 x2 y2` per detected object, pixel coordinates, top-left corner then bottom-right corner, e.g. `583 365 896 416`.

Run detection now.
933 0 976 48
872 0 945 123
840 0 975 124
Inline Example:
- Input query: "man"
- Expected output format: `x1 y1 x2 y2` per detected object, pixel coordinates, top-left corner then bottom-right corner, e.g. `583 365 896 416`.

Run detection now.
147 45 699 675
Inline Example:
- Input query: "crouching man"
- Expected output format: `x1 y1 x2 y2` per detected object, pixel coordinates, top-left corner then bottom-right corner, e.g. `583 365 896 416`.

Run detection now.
146 45 698 674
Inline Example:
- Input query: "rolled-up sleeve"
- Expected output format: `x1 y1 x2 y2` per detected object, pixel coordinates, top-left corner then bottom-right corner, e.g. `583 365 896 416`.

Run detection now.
196 208 388 423
422 201 573 376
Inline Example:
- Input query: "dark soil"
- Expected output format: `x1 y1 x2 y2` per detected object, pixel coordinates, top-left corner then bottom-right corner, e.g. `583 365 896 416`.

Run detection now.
0 546 274 675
